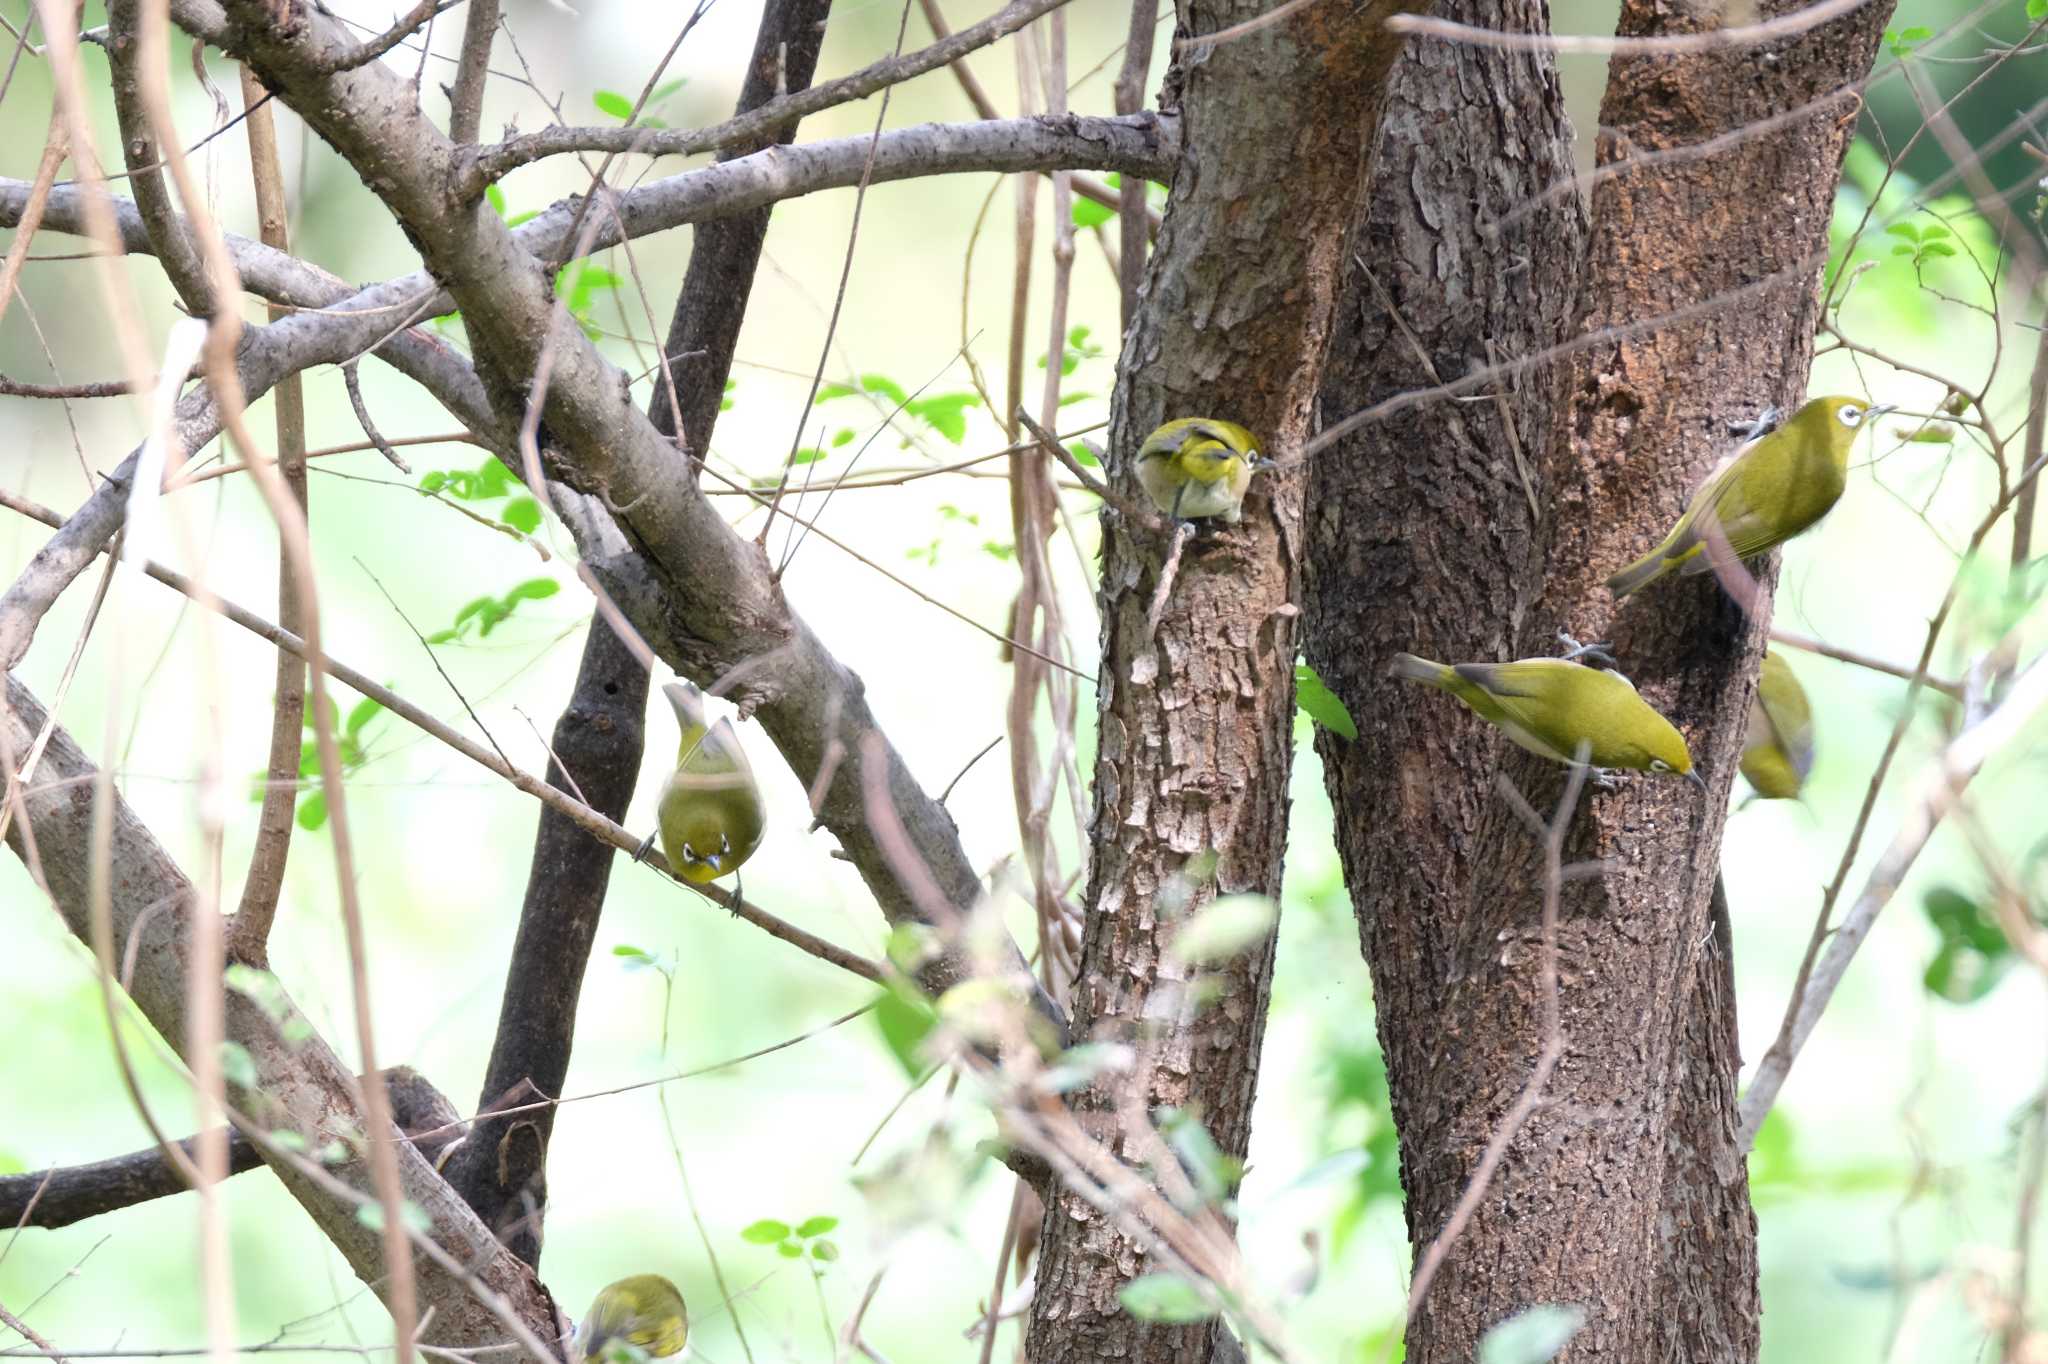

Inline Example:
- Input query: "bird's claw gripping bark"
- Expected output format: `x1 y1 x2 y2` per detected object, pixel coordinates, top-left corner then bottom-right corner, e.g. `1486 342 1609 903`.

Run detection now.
1556 631 1620 671
1729 404 1784 440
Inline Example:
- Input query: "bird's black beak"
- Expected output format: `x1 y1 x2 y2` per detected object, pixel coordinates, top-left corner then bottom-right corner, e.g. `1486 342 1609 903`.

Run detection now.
1685 768 1708 793
1867 403 1899 421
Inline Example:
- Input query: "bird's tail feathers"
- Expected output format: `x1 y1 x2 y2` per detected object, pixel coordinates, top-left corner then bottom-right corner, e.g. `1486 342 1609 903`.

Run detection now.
1605 548 1671 598
1389 653 1446 686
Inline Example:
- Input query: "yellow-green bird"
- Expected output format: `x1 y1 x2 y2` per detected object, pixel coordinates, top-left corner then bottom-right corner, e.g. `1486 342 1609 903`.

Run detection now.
1738 649 1814 800
1606 395 1892 597
1391 652 1703 788
655 681 764 884
575 1275 689 1362
1134 418 1272 523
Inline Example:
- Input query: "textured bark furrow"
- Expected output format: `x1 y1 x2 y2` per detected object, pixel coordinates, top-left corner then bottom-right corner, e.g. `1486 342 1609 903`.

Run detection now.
1305 0 1585 1229
1402 0 1891 1359
1027 2 1420 1360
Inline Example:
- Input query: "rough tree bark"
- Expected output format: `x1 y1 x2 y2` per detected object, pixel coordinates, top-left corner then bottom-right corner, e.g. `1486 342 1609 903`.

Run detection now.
1303 3 1584 1319
1308 0 1891 1358
1026 2 1419 1359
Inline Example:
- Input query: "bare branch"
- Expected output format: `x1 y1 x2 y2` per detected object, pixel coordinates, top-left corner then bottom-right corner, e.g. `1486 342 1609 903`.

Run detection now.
1737 651 2048 1146
457 0 1077 190
1 676 559 1355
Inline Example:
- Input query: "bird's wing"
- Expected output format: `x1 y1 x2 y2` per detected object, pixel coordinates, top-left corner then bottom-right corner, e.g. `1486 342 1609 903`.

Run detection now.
678 717 757 785
1671 453 1786 563
1449 662 1580 753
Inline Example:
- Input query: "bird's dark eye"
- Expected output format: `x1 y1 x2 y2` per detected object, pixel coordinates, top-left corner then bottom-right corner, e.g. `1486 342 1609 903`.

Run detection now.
1839 405 1864 427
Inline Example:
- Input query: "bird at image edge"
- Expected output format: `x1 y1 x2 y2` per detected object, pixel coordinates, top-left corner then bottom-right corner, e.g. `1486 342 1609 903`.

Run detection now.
575 1275 689 1362
1606 395 1891 597
1390 652 1703 788
1739 649 1815 800
1134 417 1272 523
656 681 765 883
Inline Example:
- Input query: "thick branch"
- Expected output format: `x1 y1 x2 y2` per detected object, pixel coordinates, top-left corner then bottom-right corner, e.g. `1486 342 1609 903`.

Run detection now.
0 677 558 1355
438 618 647 1265
0 1067 464 1230
203 0 1068 1023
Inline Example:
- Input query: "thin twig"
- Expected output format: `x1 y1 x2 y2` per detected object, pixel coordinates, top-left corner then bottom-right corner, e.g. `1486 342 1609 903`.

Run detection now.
1396 759 1587 1346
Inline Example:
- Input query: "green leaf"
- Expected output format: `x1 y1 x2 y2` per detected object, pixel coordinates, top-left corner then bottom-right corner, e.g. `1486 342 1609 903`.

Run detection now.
1891 243 1918 256
906 392 980 444
650 77 688 101
612 944 658 970
485 184 506 217
790 448 828 465
507 577 560 602
502 497 542 533
316 1139 352 1165
832 428 856 448
1072 195 1115 229
267 1130 307 1153
1157 1107 1242 1204
981 541 1015 560
1919 223 1950 239
809 1239 839 1262
1920 242 1957 258
218 1040 258 1091
1478 1305 1586 1364
815 373 910 406
593 90 634 120
873 984 937 1078
2031 0 2047 21
795 1215 839 1237
1899 24 1931 40
345 696 383 739
419 470 448 494
1884 222 1920 242
1068 441 1099 467
355 1199 433 1236
1922 886 2012 1003
741 1218 792 1244
296 791 328 831
1119 1274 1216 1324
506 210 540 228
1295 662 1357 739
225 963 290 1021
1167 894 1278 965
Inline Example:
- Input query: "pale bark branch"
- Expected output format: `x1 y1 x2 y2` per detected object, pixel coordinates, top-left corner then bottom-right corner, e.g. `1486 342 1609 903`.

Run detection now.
0 676 558 1356
197 0 1064 1025
1737 651 2048 1145
457 0 1076 189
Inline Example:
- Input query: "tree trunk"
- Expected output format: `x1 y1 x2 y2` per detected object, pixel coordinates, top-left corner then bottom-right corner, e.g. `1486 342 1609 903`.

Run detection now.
1303 0 1584 1302
1308 0 1892 1357
1026 2 1419 1359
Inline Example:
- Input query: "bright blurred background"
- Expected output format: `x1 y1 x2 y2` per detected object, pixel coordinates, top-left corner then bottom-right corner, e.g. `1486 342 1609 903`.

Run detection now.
1 0 2045 1359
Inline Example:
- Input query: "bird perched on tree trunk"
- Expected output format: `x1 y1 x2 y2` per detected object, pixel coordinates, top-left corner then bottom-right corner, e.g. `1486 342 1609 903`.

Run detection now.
1133 417 1273 524
1606 395 1891 597
1391 639 1703 788
1739 649 1815 800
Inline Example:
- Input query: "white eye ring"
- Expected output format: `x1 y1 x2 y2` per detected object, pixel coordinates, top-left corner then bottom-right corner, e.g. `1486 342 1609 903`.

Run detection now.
1839 404 1865 427
1650 758 1671 772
